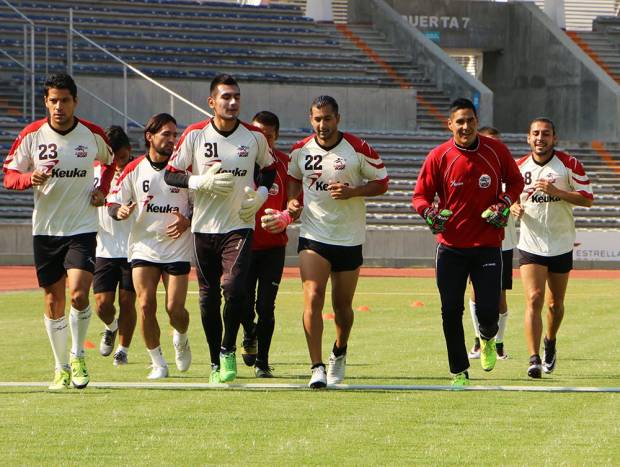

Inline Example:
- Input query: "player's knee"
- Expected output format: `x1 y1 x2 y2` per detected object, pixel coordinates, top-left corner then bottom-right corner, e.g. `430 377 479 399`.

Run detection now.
548 302 564 315
527 288 545 308
70 289 89 309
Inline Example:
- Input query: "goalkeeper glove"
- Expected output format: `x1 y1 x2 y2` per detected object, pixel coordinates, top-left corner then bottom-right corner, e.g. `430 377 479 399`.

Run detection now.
423 207 453 234
482 194 512 228
239 186 269 222
260 208 293 234
188 162 234 196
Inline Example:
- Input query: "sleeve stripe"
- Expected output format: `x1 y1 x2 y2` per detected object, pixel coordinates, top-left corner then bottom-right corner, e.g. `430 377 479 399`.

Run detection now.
366 160 385 169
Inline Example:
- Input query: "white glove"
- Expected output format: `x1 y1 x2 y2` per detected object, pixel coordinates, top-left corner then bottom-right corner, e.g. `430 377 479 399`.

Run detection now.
239 186 269 222
188 162 234 196
260 208 293 234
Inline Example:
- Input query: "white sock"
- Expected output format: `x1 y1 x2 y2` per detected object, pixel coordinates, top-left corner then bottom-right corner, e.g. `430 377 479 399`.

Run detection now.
105 318 118 333
69 305 92 358
44 315 69 370
496 311 509 342
116 345 129 354
173 330 188 347
468 299 480 338
148 346 167 368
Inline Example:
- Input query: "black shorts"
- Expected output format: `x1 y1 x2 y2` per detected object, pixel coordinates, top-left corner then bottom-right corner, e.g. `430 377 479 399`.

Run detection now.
93 257 134 293
130 259 191 276
33 233 97 287
298 237 363 272
501 249 513 290
518 249 573 274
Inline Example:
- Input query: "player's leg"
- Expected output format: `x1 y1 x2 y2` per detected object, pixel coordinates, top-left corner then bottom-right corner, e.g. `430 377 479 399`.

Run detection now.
219 229 253 382
162 263 191 372
114 261 136 365
519 250 548 378
65 233 97 389
93 257 120 357
496 249 513 359
241 252 259 368
194 233 224 382
132 263 168 379
435 244 470 385
467 281 481 359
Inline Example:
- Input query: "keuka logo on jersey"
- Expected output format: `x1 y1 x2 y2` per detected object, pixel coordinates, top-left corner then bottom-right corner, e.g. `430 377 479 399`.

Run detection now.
74 145 88 158
50 167 88 178
146 204 180 213
220 167 247 177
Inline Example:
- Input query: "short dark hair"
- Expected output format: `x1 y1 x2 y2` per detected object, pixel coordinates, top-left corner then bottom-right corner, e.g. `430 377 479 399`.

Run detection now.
310 95 339 115
106 126 131 153
210 74 239 96
478 126 500 137
252 110 280 133
44 73 77 99
449 98 477 117
144 113 176 148
529 117 556 135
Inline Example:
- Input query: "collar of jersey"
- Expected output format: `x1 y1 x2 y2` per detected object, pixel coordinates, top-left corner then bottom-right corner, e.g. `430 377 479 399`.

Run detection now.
211 118 240 137
145 153 169 171
47 116 79 136
453 136 480 152
530 150 556 167
314 132 343 151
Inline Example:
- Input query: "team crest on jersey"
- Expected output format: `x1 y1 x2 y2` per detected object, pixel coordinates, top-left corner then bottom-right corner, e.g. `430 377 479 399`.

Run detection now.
237 145 249 158
269 182 279 196
74 145 88 158
333 158 346 170
478 174 491 188
545 173 557 183
169 187 180 194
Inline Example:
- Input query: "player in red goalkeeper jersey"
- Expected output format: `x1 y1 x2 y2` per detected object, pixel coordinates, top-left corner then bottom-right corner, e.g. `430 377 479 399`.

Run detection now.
412 98 524 387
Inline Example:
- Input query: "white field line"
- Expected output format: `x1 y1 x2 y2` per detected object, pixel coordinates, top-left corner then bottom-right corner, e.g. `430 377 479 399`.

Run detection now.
155 291 612 297
1 381 619 393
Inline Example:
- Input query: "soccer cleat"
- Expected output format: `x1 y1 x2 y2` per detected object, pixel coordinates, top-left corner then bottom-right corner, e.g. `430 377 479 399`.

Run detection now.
99 328 117 357
468 337 481 359
209 365 222 384
451 371 470 388
48 366 71 390
326 352 346 385
112 350 128 366
479 337 497 372
255 365 274 378
219 351 237 382
496 341 509 360
543 337 557 374
147 365 169 380
308 365 327 389
527 355 542 379
241 336 258 367
174 339 192 372
70 355 90 389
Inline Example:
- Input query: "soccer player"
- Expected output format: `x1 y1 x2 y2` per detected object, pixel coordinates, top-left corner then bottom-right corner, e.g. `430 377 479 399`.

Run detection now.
108 113 192 380
285 95 389 388
467 126 517 360
412 98 524 387
2 73 115 390
94 126 137 366
510 118 593 378
165 74 275 383
238 110 290 378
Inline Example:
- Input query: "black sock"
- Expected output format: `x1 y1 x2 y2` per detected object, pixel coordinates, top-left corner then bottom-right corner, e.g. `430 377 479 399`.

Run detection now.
544 337 556 349
530 354 541 364
332 341 347 357
311 363 325 369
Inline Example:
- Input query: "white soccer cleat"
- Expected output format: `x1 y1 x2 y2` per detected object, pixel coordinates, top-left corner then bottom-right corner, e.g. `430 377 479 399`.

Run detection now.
147 365 169 380
327 352 346 385
174 339 192 372
308 365 327 389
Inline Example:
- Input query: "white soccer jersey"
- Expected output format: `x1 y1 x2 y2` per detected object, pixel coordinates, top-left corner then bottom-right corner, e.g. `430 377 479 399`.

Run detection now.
168 119 274 234
516 150 593 256
3 118 113 236
502 216 518 251
288 132 388 246
95 164 133 258
110 155 191 263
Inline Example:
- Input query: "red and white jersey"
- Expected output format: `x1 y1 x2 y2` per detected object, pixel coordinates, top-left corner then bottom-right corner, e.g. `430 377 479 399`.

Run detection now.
3 118 113 236
516 150 593 256
288 132 388 246
110 155 191 263
168 119 274 234
95 164 132 258
502 216 518 251
413 135 524 248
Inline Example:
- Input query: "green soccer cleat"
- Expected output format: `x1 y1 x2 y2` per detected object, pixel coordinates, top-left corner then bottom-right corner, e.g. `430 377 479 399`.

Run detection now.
48 366 71 390
70 355 90 389
480 337 497 372
209 365 222 384
219 351 237 383
451 371 470 388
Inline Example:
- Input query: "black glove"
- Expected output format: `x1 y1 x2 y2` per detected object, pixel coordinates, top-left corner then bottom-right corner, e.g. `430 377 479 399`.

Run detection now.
423 207 453 234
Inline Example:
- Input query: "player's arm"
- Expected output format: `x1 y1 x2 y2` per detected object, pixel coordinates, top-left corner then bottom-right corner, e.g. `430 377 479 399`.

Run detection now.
328 179 388 200
534 156 593 207
412 152 438 216
107 163 136 220
2 131 41 190
286 177 303 220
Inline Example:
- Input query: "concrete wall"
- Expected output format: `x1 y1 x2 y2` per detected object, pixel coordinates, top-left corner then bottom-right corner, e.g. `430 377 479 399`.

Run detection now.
348 0 494 126
75 77 416 131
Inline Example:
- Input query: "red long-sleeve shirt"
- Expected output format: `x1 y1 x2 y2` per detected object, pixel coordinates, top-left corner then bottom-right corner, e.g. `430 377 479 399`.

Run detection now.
412 135 524 248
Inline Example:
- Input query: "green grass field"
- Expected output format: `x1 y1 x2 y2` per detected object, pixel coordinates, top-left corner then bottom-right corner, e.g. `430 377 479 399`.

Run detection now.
1 276 619 465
